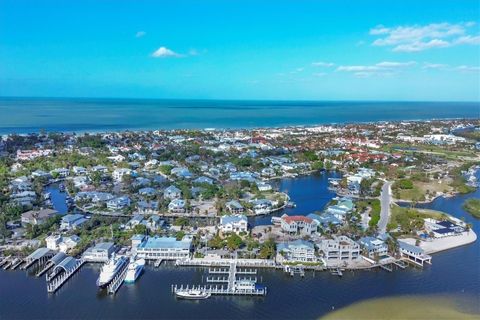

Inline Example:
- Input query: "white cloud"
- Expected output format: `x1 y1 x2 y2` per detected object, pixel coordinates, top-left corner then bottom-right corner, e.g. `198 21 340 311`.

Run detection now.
370 22 479 52
312 61 335 67
135 31 146 38
313 72 327 77
337 61 416 77
376 61 416 67
151 46 182 58
422 62 449 69
456 65 480 72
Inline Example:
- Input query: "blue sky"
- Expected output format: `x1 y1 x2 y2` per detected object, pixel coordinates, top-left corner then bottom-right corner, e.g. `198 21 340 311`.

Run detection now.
0 0 479 101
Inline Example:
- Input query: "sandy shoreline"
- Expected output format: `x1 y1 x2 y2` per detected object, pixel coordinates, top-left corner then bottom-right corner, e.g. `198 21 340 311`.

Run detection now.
401 230 477 255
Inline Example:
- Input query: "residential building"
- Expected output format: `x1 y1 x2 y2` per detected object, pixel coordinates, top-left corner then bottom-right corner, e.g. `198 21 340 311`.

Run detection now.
226 200 245 214
220 214 248 234
280 214 317 235
60 214 87 230
82 242 115 262
318 236 361 266
359 236 388 258
21 209 57 226
277 240 317 263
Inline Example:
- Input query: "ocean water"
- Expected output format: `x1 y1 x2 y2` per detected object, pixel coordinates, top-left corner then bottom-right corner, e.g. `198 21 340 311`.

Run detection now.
0 97 479 134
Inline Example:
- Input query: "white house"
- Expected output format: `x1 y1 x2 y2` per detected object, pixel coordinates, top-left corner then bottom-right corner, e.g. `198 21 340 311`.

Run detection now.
277 240 317 263
168 199 186 213
318 236 361 267
220 214 248 234
280 214 317 235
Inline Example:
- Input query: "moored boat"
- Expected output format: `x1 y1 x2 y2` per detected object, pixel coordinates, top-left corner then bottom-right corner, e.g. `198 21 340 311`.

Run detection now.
175 289 211 300
96 254 128 288
124 258 145 284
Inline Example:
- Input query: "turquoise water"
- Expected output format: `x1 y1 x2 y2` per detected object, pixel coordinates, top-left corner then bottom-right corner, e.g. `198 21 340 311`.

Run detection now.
0 97 479 134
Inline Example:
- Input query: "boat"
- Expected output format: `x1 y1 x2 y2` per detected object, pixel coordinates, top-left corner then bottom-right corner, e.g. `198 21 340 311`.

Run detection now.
124 258 145 284
175 289 211 300
96 254 128 288
59 184 65 192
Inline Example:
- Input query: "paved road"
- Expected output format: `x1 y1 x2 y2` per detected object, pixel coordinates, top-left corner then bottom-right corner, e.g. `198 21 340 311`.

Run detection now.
378 181 392 233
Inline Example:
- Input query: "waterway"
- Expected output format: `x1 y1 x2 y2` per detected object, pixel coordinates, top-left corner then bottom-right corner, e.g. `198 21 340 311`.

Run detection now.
0 172 479 319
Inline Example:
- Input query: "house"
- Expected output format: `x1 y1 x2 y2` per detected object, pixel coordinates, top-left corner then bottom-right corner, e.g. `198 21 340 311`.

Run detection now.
193 176 214 185
82 242 115 262
91 165 108 173
51 168 70 178
126 215 145 230
21 209 57 226
171 167 193 179
47 234 81 252
106 196 131 210
306 213 342 229
318 236 361 267
145 215 164 231
164 185 182 200
72 166 87 175
134 235 193 260
220 214 248 234
250 199 273 214
277 240 317 263
256 182 273 192
168 199 186 213
112 168 133 181
60 214 87 230
137 200 159 214
424 218 464 238
280 214 317 235
359 236 388 258
398 241 432 266
138 187 157 197
226 200 245 214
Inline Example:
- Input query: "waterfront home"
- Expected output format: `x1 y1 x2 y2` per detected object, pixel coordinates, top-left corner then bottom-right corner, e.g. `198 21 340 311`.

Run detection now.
398 241 432 266
358 236 388 259
164 185 182 200
280 214 317 235
424 218 464 238
46 234 80 253
73 176 90 188
106 196 131 210
31 169 50 179
306 213 342 229
21 209 57 226
82 242 115 262
145 215 164 231
51 168 70 178
134 235 193 260
318 236 361 267
261 167 276 177
226 200 245 214
251 199 273 214
220 214 248 234
325 199 354 220
60 214 87 230
168 199 186 213
277 240 317 263
256 181 273 192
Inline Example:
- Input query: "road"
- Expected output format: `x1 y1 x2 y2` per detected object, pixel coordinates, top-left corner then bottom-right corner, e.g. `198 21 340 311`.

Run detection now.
378 181 392 234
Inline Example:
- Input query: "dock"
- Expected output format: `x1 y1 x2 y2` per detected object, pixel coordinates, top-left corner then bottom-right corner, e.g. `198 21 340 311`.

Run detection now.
11 258 24 270
46 257 85 293
22 248 55 270
0 255 12 268
37 252 68 277
172 260 267 297
107 258 130 295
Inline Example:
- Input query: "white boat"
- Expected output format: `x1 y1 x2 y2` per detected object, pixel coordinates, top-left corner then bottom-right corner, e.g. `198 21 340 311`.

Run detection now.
175 289 211 300
96 254 127 287
124 258 145 284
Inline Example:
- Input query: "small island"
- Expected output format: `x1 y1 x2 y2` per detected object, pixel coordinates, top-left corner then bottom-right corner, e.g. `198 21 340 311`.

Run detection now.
463 198 480 218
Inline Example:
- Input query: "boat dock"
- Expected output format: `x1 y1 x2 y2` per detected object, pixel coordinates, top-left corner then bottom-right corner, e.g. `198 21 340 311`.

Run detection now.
173 261 267 297
107 258 130 295
37 252 68 277
46 257 85 293
0 255 12 268
22 248 55 270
